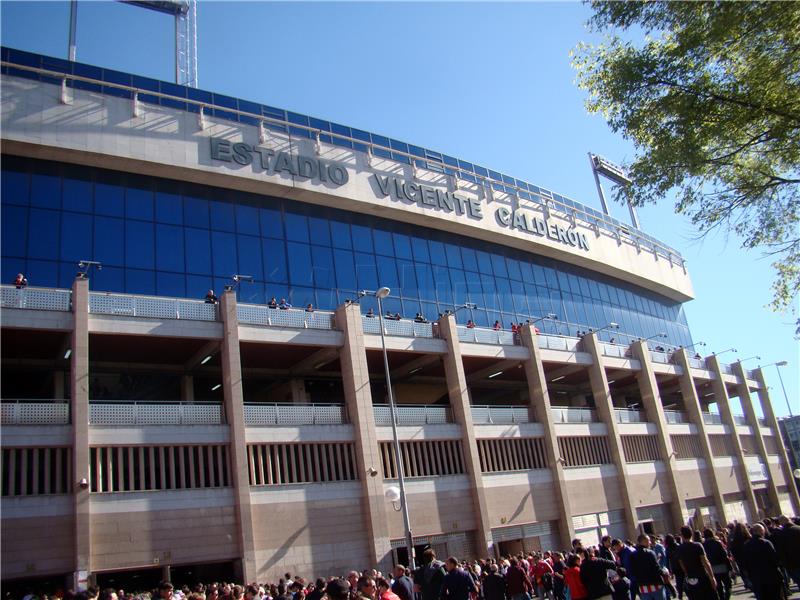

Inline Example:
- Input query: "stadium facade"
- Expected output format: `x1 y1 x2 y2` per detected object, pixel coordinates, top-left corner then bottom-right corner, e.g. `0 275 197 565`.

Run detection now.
1 47 798 590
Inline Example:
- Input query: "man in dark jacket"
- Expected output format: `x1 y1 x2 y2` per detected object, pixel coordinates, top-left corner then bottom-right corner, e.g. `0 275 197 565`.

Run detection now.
415 549 446 600
701 529 731 600
777 515 800 593
629 534 665 600
579 547 618 599
441 557 477 600
481 564 507 600
392 565 414 600
742 524 783 600
504 558 531 600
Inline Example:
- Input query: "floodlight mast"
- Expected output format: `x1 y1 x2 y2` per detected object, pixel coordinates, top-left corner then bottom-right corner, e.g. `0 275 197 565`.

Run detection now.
588 152 640 229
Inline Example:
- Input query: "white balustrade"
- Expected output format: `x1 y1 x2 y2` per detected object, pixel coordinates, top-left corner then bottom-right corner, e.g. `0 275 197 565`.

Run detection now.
602 344 628 359
456 325 516 346
88 292 217 321
362 317 434 338
650 351 670 364
0 285 71 311
1 400 70 425
89 401 224 425
238 304 335 329
663 410 688 424
720 364 735 375
536 334 582 352
732 414 748 426
688 357 706 369
550 407 596 423
471 405 530 424
243 403 347 425
614 408 645 423
372 404 452 426
702 413 723 425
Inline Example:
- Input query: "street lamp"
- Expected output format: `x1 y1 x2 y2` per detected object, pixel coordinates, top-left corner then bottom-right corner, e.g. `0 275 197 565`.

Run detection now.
712 348 737 357
643 332 667 342
683 341 706 351
372 286 415 569
760 361 792 417
591 322 619 335
531 313 558 325
738 355 761 364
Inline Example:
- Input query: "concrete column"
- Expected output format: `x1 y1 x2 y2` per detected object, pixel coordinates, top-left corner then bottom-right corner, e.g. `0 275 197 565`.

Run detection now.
519 326 574 548
732 362 782 515
581 333 638 538
180 375 194 402
673 349 728 525
631 341 686 531
334 303 392 570
753 368 800 514
438 314 493 557
707 355 758 520
70 277 91 591
218 291 257 581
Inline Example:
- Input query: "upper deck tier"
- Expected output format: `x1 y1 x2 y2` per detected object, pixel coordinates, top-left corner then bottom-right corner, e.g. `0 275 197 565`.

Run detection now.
0 46 693 302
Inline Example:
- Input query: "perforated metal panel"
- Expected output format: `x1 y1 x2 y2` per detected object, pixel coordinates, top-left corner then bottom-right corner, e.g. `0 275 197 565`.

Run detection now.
237 306 336 329
88 292 217 321
603 344 627 358
0 286 71 311
88 402 223 425
471 405 530 424
651 351 669 364
551 407 596 423
456 326 516 346
703 413 723 425
243 403 346 426
1 401 69 424
615 408 644 423
663 410 688 424
688 357 706 369
374 404 451 426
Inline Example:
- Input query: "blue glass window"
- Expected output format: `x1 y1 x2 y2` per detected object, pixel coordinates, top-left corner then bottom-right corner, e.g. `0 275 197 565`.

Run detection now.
393 233 412 259
94 217 124 266
260 207 283 239
2 205 27 257
355 252 378 291
30 172 60 209
461 247 478 272
262 238 287 283
449 269 467 303
184 195 210 228
211 231 237 276
125 220 155 269
62 178 93 213
311 245 335 288
308 217 332 247
237 235 263 281
155 192 183 225
285 212 310 243
491 254 508 278
433 266 453 305
444 244 463 270
352 225 374 253
126 187 154 221
156 271 186 298
376 255 399 289
411 237 430 263
333 249 356 292
156 224 185 272
210 200 236 232
26 259 58 288
95 183 124 217
235 204 260 236
185 228 212 274
507 258 522 281
187 274 214 300
331 221 352 249
2 169 29 205
27 209 60 260
415 263 435 298
287 242 313 286
373 230 394 256
93 265 124 293
397 260 417 296
126 268 155 295
60 212 93 263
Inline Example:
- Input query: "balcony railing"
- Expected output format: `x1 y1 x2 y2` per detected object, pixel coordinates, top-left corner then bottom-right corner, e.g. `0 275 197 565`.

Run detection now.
650 351 670 364
733 414 748 426
663 410 689 424
374 404 452 425
457 325 517 346
615 408 645 423
243 402 347 425
551 407 596 423
720 364 735 375
238 304 335 330
1 400 70 425
89 291 217 321
89 401 224 425
687 357 707 369
472 405 530 424
538 334 581 352
757 417 768 427
602 343 630 359
363 317 434 338
703 413 723 425
0 285 71 311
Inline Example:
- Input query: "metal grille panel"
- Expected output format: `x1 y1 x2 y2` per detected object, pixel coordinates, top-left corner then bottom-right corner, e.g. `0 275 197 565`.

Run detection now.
0 286 71 311
89 402 224 425
471 405 530 424
88 292 217 321
551 407 596 423
243 403 347 426
1 401 70 425
374 405 452 426
615 408 645 423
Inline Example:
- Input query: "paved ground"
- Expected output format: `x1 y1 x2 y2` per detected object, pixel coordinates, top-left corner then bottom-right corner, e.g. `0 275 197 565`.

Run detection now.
729 580 800 598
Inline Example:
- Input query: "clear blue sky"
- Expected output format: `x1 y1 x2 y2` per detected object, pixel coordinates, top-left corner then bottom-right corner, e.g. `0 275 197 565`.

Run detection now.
2 1 797 417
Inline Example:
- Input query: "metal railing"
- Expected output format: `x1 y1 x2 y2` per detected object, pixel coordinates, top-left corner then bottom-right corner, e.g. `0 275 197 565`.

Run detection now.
720 364 735 375
614 408 645 423
472 405 530 424
757 417 768 427
1 50 686 269
0 285 71 311
238 304 336 330
89 401 224 425
702 413 723 425
363 317 434 338
602 343 629 359
551 407 596 423
1 400 70 425
746 369 759 380
538 334 581 352
687 357 707 369
373 404 452 425
89 291 217 321
650 351 670 364
456 325 518 346
243 402 347 425
732 414 748 426
663 410 689 424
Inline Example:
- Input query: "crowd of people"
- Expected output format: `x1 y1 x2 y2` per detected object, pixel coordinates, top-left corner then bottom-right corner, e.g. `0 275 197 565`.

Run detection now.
16 516 799 600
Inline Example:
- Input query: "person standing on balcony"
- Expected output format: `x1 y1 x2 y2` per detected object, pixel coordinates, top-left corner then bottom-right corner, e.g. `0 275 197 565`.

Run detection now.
366 308 375 318
205 289 218 304
466 320 476 328
268 297 278 308
14 272 27 289
279 298 292 309
492 321 501 331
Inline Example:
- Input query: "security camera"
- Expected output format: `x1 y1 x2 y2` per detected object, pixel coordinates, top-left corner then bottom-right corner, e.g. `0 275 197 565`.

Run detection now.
366 467 378 477
78 478 89 489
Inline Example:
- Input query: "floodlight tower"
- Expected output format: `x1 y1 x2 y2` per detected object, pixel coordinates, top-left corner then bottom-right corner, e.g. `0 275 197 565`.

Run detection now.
588 153 640 229
68 0 198 88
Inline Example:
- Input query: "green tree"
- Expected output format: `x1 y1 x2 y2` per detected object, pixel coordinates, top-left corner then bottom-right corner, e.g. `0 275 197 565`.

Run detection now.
573 1 800 309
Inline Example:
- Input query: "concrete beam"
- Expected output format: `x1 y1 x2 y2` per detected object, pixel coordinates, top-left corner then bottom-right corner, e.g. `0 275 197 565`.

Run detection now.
466 359 521 383
184 340 221 371
289 347 340 375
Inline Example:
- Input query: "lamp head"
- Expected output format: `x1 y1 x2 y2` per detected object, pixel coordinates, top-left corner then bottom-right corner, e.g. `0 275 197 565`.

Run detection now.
776 361 788 367
376 287 391 299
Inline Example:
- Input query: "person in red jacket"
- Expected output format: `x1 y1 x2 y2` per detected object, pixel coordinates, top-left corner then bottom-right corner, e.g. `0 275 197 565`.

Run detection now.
375 578 399 600
532 555 555 600
564 554 588 600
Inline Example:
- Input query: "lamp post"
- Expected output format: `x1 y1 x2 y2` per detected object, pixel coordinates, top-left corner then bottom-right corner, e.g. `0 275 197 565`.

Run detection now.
372 287 415 569
738 355 761 364
712 348 737 357
761 361 792 417
683 341 706 351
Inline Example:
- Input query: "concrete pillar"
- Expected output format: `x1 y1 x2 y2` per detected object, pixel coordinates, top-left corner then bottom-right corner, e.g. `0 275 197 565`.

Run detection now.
334 303 392 570
732 362 782 515
673 349 728 525
581 333 638 538
437 315 493 557
631 341 686 531
218 291 257 581
519 326 574 548
755 368 800 514
707 355 758 521
70 277 91 591
180 375 194 402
